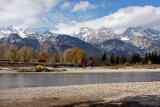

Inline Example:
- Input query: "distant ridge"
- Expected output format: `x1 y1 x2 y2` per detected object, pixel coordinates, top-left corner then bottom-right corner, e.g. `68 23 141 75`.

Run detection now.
0 25 160 56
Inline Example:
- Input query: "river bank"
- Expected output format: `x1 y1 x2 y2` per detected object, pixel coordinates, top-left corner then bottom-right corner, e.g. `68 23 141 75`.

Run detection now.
0 66 160 74
0 82 160 107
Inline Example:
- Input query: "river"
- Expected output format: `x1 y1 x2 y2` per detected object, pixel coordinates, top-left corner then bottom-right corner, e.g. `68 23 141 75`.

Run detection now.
0 72 160 90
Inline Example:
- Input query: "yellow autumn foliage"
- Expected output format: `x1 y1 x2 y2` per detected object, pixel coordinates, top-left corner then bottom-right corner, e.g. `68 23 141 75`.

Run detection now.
63 47 86 65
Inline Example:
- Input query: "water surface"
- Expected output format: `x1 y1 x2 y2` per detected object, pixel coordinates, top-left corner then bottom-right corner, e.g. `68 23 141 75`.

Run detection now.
0 72 160 90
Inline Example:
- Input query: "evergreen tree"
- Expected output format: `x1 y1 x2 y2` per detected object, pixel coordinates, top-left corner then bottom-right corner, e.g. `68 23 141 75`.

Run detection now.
122 55 126 64
116 56 119 64
145 53 148 64
136 53 141 63
158 54 160 64
110 53 115 64
101 52 106 61
153 51 158 64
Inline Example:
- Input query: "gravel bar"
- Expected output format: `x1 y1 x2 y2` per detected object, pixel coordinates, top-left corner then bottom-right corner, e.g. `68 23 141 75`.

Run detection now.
0 82 160 106
1 67 160 74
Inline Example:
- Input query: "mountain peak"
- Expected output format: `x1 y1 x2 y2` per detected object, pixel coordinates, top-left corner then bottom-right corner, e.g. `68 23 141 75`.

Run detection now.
98 26 114 32
98 26 108 30
6 25 32 38
100 26 106 29
80 27 94 31
7 25 30 33
122 27 160 40
8 25 23 32
72 26 119 46
43 30 51 34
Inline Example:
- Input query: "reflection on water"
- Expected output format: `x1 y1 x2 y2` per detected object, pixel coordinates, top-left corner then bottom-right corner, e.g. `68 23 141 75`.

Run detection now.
0 72 160 90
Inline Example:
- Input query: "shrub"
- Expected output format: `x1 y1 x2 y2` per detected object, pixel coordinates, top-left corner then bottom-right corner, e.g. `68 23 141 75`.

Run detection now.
148 60 152 65
36 65 44 72
82 64 86 68
36 65 44 69
125 62 130 66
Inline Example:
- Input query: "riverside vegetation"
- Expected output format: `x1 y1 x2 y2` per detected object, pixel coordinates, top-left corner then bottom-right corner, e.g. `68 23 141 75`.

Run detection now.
17 65 67 72
0 44 160 68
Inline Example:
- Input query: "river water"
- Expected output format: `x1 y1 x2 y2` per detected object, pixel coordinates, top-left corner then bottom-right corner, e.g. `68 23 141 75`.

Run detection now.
0 72 160 90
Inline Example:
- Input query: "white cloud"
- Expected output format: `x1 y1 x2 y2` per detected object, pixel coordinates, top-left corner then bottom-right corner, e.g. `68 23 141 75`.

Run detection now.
0 0 61 28
52 6 160 34
72 1 96 12
60 1 71 10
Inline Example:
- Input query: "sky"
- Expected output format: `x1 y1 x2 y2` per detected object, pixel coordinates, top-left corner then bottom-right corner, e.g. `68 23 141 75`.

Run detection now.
0 0 160 34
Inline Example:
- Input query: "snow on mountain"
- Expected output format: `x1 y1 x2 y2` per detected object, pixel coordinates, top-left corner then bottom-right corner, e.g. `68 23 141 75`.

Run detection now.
72 26 160 55
121 27 160 50
0 25 160 56
0 25 32 39
32 30 58 43
121 37 129 41
0 29 9 39
121 27 160 41
0 26 59 44
72 27 95 42
72 26 119 46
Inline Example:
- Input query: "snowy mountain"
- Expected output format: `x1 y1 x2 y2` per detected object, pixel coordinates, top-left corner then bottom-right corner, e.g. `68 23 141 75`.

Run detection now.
0 26 101 57
0 25 160 56
0 25 32 39
72 26 160 55
121 27 160 41
72 26 119 47
40 35 101 56
31 30 58 43
121 27 160 50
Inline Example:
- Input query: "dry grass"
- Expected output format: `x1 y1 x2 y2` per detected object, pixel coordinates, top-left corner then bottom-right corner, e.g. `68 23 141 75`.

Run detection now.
49 69 67 72
17 67 36 72
129 64 160 69
104 64 160 69
105 64 124 69
17 67 67 72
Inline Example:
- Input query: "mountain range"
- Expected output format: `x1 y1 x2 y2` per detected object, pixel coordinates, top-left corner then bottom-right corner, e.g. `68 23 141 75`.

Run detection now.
0 26 101 57
0 25 160 57
72 26 160 56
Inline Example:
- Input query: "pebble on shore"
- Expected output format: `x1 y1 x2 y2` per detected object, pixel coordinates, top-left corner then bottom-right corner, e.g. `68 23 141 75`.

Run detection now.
0 82 160 106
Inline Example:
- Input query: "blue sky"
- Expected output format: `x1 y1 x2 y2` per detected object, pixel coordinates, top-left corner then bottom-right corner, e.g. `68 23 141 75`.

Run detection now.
68 0 159 17
0 0 160 34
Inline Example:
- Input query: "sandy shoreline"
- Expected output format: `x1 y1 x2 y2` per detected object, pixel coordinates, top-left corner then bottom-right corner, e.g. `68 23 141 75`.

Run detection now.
0 82 160 106
0 66 160 74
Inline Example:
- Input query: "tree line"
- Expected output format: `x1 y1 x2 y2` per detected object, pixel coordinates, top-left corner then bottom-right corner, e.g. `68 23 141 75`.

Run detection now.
99 52 160 65
0 44 87 66
0 44 160 66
